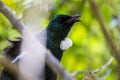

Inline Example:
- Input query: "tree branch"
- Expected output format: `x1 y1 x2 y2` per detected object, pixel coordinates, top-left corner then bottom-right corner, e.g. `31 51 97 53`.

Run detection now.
88 0 120 64
0 1 23 33
0 1 72 80
46 50 72 80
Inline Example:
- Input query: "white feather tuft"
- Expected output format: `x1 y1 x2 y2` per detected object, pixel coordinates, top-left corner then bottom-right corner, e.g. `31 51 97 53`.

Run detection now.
60 38 73 50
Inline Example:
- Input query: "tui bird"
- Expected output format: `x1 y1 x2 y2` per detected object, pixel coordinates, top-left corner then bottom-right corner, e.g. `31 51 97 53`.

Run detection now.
0 14 80 80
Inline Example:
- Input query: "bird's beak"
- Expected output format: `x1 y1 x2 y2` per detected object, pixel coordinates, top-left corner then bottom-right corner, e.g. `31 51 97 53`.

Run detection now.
66 14 81 23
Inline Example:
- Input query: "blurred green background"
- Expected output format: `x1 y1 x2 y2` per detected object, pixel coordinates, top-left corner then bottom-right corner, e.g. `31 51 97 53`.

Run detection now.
0 0 119 80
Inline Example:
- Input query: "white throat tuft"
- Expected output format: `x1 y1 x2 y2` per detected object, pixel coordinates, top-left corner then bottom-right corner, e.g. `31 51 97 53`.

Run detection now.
60 38 73 50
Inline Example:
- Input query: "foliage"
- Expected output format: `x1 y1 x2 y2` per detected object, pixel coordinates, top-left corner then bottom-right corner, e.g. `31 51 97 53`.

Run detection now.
0 0 119 80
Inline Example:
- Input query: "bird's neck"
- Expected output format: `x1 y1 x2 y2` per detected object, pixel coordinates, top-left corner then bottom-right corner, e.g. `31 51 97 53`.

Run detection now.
46 29 64 60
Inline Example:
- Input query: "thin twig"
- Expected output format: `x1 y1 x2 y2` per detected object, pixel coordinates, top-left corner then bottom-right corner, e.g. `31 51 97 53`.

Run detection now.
71 71 81 77
88 0 120 63
91 56 113 74
71 56 113 79
82 56 113 80
0 1 72 80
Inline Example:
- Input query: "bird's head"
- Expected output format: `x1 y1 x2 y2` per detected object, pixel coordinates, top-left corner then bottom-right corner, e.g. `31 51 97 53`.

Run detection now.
47 14 80 39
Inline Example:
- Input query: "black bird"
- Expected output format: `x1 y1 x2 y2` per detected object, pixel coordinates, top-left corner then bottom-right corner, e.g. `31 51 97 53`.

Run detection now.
0 14 80 80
